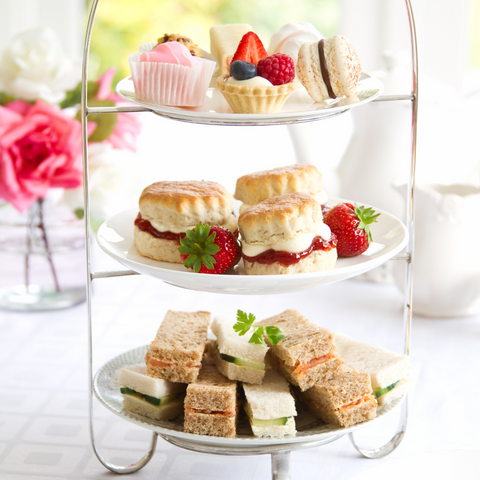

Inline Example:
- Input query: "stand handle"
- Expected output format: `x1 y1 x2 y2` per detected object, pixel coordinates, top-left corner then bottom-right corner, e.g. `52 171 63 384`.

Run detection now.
272 452 291 480
349 396 408 459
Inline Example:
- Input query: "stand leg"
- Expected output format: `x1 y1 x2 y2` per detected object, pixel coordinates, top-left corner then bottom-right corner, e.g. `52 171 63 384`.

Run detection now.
271 451 291 480
349 396 408 459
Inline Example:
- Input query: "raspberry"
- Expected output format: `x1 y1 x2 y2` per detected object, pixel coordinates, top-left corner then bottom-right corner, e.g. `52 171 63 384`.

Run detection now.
257 53 295 86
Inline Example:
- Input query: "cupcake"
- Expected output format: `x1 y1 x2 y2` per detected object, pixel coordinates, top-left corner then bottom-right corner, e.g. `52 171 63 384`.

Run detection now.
216 31 297 114
129 41 216 107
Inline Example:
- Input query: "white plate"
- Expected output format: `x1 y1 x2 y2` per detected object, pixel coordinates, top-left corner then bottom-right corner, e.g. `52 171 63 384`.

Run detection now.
116 73 383 126
96 198 408 295
94 346 405 448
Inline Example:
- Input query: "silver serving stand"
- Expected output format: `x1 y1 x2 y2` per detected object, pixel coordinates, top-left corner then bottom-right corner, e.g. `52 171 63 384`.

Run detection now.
81 0 418 477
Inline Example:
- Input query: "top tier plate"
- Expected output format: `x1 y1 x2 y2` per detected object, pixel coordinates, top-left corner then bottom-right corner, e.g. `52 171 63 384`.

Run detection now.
116 72 383 126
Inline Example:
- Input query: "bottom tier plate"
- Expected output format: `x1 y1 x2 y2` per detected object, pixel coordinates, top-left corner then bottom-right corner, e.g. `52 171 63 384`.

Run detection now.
94 346 405 448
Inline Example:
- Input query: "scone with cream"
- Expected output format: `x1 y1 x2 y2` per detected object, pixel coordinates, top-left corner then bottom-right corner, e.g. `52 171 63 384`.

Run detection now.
134 181 237 263
238 193 337 275
235 163 328 214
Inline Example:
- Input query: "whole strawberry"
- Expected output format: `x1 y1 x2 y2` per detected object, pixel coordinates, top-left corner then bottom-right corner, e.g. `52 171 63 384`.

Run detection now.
179 222 241 274
323 203 380 257
257 53 295 85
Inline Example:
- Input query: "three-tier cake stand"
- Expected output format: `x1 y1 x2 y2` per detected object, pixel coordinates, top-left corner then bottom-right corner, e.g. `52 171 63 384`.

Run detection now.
81 1 418 478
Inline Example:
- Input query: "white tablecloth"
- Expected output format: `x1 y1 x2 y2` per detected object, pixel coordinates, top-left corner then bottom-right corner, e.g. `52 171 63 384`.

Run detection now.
1 241 480 480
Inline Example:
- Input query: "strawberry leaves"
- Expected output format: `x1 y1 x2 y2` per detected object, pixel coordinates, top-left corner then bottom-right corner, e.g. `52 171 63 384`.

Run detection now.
354 204 380 242
233 310 285 346
178 222 220 273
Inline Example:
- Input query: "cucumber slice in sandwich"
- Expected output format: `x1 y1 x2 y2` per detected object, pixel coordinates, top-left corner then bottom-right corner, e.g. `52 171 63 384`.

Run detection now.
215 342 265 370
120 387 178 407
373 380 399 399
251 416 293 427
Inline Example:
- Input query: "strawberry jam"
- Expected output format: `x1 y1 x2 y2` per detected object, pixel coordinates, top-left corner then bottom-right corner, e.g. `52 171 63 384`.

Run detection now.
242 234 337 266
134 213 183 242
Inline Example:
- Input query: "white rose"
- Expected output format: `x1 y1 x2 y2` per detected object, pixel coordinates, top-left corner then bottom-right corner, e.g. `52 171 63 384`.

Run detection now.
62 144 142 222
0 27 81 103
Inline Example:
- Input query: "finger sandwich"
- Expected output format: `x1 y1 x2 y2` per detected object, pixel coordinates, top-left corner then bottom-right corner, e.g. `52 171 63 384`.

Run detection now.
184 363 238 438
334 332 411 406
145 310 211 383
257 310 343 391
118 365 186 421
210 316 268 385
134 180 237 264
234 164 328 214
242 370 297 438
297 365 377 427
238 192 337 275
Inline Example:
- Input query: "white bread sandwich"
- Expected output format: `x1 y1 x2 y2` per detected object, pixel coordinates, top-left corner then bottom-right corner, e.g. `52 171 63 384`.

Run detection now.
238 193 337 275
257 310 343 391
134 180 237 263
210 316 268 385
234 164 328 214
297 365 377 427
184 362 238 438
118 365 186 421
334 332 411 406
145 310 211 383
242 370 297 438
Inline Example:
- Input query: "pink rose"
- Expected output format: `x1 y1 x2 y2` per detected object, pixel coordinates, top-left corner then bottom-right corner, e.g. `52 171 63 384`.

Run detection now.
94 67 142 151
0 100 83 212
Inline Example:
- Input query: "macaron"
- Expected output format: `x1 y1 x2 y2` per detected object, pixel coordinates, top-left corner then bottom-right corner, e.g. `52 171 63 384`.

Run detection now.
296 35 362 102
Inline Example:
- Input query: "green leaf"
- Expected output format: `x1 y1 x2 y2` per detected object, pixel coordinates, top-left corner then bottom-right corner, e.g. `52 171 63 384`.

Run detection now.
233 310 255 336
74 208 85 220
265 326 286 346
249 326 266 346
59 80 100 109
0 92 17 106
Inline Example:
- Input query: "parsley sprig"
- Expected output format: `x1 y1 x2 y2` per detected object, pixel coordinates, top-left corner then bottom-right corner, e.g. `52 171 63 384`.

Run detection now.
233 310 285 347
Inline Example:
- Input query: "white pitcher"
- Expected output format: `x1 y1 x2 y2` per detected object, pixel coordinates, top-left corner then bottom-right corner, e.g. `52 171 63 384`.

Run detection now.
392 181 480 317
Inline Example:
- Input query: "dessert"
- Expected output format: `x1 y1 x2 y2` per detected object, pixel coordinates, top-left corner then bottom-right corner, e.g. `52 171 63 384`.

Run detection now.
129 40 216 107
155 33 203 57
323 202 379 257
268 22 324 64
209 23 253 76
118 365 186 421
184 362 238 437
243 370 297 438
216 31 297 114
134 180 236 264
210 315 269 385
257 310 343 391
238 192 337 275
145 310 211 383
234 163 328 214
297 365 377 427
296 35 362 103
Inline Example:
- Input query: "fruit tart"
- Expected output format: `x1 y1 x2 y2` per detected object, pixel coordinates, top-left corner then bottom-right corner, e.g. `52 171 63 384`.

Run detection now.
216 31 297 114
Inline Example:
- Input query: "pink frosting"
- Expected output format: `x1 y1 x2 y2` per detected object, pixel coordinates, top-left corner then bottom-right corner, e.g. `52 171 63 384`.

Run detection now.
140 42 199 67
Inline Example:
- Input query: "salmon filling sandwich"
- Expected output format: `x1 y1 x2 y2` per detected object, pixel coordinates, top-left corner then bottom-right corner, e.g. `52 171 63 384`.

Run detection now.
184 362 238 438
297 365 377 428
145 310 211 383
257 309 343 391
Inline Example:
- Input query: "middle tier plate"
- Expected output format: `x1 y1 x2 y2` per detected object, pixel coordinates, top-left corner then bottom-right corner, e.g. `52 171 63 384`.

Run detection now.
96 198 408 295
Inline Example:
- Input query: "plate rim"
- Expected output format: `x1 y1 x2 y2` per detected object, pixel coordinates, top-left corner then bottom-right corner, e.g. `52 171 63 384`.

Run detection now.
94 345 406 448
116 73 384 125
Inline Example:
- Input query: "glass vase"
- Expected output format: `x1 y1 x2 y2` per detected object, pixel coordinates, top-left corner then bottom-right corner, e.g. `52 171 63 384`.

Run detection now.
0 194 86 311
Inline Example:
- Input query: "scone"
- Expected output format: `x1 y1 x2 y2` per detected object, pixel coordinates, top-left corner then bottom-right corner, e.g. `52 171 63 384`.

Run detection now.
134 181 237 263
238 192 337 275
234 163 328 214
296 36 362 103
